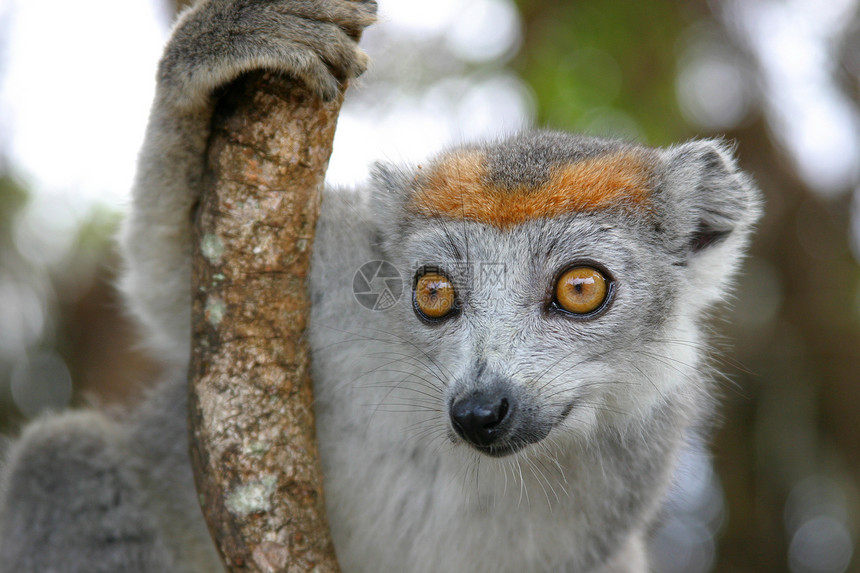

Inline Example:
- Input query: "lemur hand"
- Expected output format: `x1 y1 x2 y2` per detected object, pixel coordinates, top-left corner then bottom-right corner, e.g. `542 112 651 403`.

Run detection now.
157 0 377 110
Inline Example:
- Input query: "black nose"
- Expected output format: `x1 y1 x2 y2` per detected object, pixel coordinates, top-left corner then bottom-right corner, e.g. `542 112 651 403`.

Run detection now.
450 391 511 447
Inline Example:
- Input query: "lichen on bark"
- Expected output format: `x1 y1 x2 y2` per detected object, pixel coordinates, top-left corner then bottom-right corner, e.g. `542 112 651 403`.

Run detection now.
189 71 344 573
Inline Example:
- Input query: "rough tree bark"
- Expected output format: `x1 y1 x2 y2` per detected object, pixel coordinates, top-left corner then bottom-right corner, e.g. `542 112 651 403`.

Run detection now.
188 71 344 572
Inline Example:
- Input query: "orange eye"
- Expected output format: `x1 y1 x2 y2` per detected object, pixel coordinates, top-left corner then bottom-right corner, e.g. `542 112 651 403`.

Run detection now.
554 266 609 315
414 272 457 319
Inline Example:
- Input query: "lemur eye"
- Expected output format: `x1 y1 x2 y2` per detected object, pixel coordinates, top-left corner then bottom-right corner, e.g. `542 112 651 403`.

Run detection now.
554 266 610 316
414 271 457 320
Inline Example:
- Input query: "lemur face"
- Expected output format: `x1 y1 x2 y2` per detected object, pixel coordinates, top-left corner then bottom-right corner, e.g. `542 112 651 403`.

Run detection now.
397 212 675 457
372 131 760 457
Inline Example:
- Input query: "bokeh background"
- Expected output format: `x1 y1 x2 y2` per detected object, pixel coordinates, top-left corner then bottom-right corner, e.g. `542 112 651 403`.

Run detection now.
1 0 859 571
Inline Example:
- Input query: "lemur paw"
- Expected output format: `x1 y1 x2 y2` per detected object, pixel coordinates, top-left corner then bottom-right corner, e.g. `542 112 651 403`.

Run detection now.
159 0 378 109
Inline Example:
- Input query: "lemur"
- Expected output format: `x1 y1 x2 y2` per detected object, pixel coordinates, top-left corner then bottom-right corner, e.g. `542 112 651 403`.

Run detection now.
0 1 761 572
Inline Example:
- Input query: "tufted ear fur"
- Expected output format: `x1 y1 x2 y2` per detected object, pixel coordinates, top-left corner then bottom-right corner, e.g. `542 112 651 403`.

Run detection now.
657 139 763 308
368 161 417 257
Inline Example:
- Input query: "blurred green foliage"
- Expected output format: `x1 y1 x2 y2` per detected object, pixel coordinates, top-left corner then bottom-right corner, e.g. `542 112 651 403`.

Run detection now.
514 0 696 143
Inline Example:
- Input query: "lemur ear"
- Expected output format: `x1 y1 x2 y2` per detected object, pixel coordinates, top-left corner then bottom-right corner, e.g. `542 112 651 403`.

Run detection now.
657 139 763 305
368 161 414 254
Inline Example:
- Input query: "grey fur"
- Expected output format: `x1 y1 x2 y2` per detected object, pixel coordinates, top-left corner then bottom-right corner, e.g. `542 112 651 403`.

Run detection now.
0 2 762 572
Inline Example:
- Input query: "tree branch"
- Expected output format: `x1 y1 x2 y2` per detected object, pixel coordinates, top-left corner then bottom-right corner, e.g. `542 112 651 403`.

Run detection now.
189 71 344 572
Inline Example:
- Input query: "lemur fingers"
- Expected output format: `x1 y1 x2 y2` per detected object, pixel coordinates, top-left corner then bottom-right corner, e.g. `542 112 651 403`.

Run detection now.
158 0 377 110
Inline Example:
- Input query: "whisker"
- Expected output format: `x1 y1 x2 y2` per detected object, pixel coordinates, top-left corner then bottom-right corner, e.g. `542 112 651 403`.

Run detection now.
365 351 448 385
358 382 440 402
317 321 454 384
357 368 443 394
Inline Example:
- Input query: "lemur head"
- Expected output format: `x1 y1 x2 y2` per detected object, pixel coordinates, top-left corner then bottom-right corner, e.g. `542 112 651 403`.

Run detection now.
370 131 761 457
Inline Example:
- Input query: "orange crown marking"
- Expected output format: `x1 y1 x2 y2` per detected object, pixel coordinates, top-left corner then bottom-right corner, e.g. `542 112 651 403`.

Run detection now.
410 150 653 228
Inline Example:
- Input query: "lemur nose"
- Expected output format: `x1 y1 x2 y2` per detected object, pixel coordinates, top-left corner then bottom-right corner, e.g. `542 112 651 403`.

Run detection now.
450 391 511 447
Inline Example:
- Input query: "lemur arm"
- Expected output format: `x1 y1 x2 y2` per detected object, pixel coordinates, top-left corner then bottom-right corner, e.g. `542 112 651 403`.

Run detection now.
119 0 376 366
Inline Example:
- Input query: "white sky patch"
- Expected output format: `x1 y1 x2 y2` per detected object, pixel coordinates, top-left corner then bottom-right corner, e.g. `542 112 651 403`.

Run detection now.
676 44 752 131
377 0 462 34
0 0 527 208
445 0 522 62
0 0 169 212
329 71 532 187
